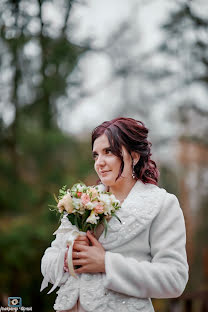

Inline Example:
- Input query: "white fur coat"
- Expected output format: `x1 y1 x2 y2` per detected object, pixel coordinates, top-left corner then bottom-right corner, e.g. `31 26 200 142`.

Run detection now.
40 180 189 312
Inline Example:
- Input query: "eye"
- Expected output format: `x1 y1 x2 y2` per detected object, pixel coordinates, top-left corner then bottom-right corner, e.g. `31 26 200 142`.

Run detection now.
105 148 112 154
92 152 98 160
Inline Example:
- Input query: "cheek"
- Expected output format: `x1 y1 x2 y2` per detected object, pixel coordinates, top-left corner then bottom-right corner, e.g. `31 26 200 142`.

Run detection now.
111 157 122 172
94 162 98 173
94 161 101 175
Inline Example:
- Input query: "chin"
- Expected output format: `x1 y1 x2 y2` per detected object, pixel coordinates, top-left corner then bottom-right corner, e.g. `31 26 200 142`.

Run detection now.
99 177 116 187
99 176 111 184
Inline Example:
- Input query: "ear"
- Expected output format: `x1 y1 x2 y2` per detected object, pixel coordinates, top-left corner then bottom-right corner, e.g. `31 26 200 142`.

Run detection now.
131 152 140 166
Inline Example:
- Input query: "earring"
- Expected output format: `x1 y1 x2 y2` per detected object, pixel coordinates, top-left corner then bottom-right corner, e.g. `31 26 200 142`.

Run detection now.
132 162 136 179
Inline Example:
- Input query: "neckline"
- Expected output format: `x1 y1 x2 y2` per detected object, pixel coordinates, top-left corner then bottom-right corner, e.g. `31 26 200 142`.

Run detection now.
120 179 143 208
100 180 144 206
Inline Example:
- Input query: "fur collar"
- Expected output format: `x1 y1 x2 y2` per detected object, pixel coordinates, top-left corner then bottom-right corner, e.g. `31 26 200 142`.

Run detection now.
99 180 166 249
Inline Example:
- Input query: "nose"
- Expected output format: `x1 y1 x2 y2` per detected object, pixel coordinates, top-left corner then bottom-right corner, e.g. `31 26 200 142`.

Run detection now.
95 154 105 167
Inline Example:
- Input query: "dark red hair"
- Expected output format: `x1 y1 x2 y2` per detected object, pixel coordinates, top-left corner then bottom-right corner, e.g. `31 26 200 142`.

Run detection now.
91 117 159 185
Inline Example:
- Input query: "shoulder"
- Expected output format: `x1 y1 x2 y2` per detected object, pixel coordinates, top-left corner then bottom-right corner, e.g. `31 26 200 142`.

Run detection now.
131 180 167 209
121 181 167 226
134 179 166 195
148 185 185 227
141 182 181 208
133 181 183 221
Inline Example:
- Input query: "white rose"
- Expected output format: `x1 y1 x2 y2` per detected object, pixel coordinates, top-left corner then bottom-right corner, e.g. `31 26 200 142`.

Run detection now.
86 210 99 224
72 198 82 210
103 204 112 215
96 184 107 192
85 202 94 210
99 194 111 205
76 184 85 192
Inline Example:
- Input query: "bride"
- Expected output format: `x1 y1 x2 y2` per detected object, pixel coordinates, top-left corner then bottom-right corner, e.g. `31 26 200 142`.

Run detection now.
41 117 189 312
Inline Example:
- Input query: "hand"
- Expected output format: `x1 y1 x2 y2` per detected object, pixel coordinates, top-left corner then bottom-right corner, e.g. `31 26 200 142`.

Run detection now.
72 231 106 274
64 234 90 272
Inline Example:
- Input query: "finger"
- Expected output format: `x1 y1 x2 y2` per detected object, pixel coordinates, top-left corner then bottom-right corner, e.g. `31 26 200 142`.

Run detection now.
75 236 90 245
64 258 68 267
64 257 69 270
73 242 89 251
72 251 85 259
73 241 87 248
72 244 88 252
73 259 86 266
64 266 69 272
86 231 100 246
64 252 68 262
75 235 87 241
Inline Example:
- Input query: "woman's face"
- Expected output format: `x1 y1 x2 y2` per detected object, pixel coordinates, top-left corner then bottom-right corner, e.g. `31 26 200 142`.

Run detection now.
92 134 133 187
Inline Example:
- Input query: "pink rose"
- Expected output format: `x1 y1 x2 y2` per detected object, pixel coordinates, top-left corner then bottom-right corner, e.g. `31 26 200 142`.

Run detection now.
94 203 104 214
81 193 90 205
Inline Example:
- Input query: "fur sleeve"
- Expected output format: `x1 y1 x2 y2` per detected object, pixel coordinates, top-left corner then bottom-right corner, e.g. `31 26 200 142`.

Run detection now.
104 193 189 298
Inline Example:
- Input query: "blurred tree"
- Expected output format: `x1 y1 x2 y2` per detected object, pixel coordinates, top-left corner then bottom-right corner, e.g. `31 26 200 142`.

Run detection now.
0 0 92 310
148 0 208 113
176 105 208 295
160 0 208 87
148 1 208 305
191 193 208 291
65 2 156 123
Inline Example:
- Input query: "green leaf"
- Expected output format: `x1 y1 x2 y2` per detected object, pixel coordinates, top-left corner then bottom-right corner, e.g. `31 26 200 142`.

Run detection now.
111 212 122 223
53 193 59 203
58 212 64 223
82 210 90 227
48 204 58 211
67 214 75 226
71 182 86 192
93 222 99 236
48 204 57 208
74 214 79 229
103 218 108 238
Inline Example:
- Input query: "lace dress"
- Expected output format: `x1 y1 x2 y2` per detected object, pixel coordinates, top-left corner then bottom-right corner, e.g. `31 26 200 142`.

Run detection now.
57 298 86 312
57 225 105 312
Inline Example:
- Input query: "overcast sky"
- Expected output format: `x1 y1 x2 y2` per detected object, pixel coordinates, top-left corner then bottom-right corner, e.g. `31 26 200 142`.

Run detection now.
57 0 172 136
1 0 207 143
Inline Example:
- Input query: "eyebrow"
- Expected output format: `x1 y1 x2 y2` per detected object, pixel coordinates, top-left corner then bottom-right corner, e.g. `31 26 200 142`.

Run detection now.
92 146 111 156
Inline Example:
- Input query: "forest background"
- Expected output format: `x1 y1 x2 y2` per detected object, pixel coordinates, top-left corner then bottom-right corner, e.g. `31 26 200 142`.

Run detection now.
0 0 208 311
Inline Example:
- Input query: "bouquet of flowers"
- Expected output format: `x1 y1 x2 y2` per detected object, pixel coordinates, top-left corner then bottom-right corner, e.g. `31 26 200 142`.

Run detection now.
41 182 121 290
49 182 121 237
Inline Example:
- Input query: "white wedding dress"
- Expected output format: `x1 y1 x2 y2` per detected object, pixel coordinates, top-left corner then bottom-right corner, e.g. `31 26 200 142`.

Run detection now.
50 220 105 312
57 298 86 312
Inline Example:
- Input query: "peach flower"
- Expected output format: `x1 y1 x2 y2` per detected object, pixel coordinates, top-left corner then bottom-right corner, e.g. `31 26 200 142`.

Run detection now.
57 193 74 213
88 187 98 199
94 203 105 214
81 193 90 205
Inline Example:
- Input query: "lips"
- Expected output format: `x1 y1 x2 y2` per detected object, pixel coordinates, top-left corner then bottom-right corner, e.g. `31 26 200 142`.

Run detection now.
100 170 111 175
